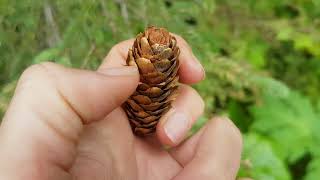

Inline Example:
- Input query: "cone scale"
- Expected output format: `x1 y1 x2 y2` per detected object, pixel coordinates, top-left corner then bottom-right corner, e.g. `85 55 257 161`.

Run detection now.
124 26 180 136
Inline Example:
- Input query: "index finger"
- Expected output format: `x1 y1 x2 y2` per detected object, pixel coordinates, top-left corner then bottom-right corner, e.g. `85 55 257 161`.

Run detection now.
98 35 205 84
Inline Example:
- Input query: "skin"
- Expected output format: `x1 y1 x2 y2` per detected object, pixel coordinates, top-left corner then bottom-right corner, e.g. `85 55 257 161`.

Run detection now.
0 36 242 180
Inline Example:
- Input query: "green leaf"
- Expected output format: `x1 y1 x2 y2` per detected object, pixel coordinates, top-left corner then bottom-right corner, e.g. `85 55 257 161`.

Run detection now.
304 158 320 180
239 133 291 180
250 86 320 162
251 77 290 98
32 48 61 64
228 100 253 132
32 47 72 67
294 34 314 52
277 26 294 41
246 39 269 68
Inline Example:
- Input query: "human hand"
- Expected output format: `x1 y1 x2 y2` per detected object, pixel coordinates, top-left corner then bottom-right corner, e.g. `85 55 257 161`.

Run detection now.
0 36 242 180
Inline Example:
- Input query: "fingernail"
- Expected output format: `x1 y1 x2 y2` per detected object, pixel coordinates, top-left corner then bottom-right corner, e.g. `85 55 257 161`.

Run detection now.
191 53 205 80
99 66 138 76
163 110 191 144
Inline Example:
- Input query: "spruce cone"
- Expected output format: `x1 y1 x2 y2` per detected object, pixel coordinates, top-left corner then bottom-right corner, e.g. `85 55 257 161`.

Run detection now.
124 26 180 136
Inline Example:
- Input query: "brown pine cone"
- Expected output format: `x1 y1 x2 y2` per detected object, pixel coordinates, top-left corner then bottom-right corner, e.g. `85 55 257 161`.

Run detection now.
124 26 180 136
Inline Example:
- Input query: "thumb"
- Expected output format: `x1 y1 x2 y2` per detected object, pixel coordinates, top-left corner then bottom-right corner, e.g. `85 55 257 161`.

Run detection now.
0 62 138 179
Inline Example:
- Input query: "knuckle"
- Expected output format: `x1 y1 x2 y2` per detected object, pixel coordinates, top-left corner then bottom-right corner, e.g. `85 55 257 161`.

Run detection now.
211 117 243 148
224 117 243 148
112 39 134 52
20 62 55 78
108 43 125 59
18 62 58 90
38 61 57 68
20 64 46 82
228 120 243 148
111 42 121 52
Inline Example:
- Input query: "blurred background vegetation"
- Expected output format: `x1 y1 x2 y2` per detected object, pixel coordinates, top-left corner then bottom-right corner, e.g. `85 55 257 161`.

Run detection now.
1 0 320 179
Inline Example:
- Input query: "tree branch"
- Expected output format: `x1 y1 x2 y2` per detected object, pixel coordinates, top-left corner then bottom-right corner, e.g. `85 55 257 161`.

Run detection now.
43 0 61 47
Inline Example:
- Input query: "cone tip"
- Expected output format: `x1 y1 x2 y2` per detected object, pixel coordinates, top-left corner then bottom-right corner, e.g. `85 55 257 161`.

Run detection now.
144 26 171 46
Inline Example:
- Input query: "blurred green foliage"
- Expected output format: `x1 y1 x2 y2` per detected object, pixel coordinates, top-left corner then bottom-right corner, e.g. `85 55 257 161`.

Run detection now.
1 0 320 179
